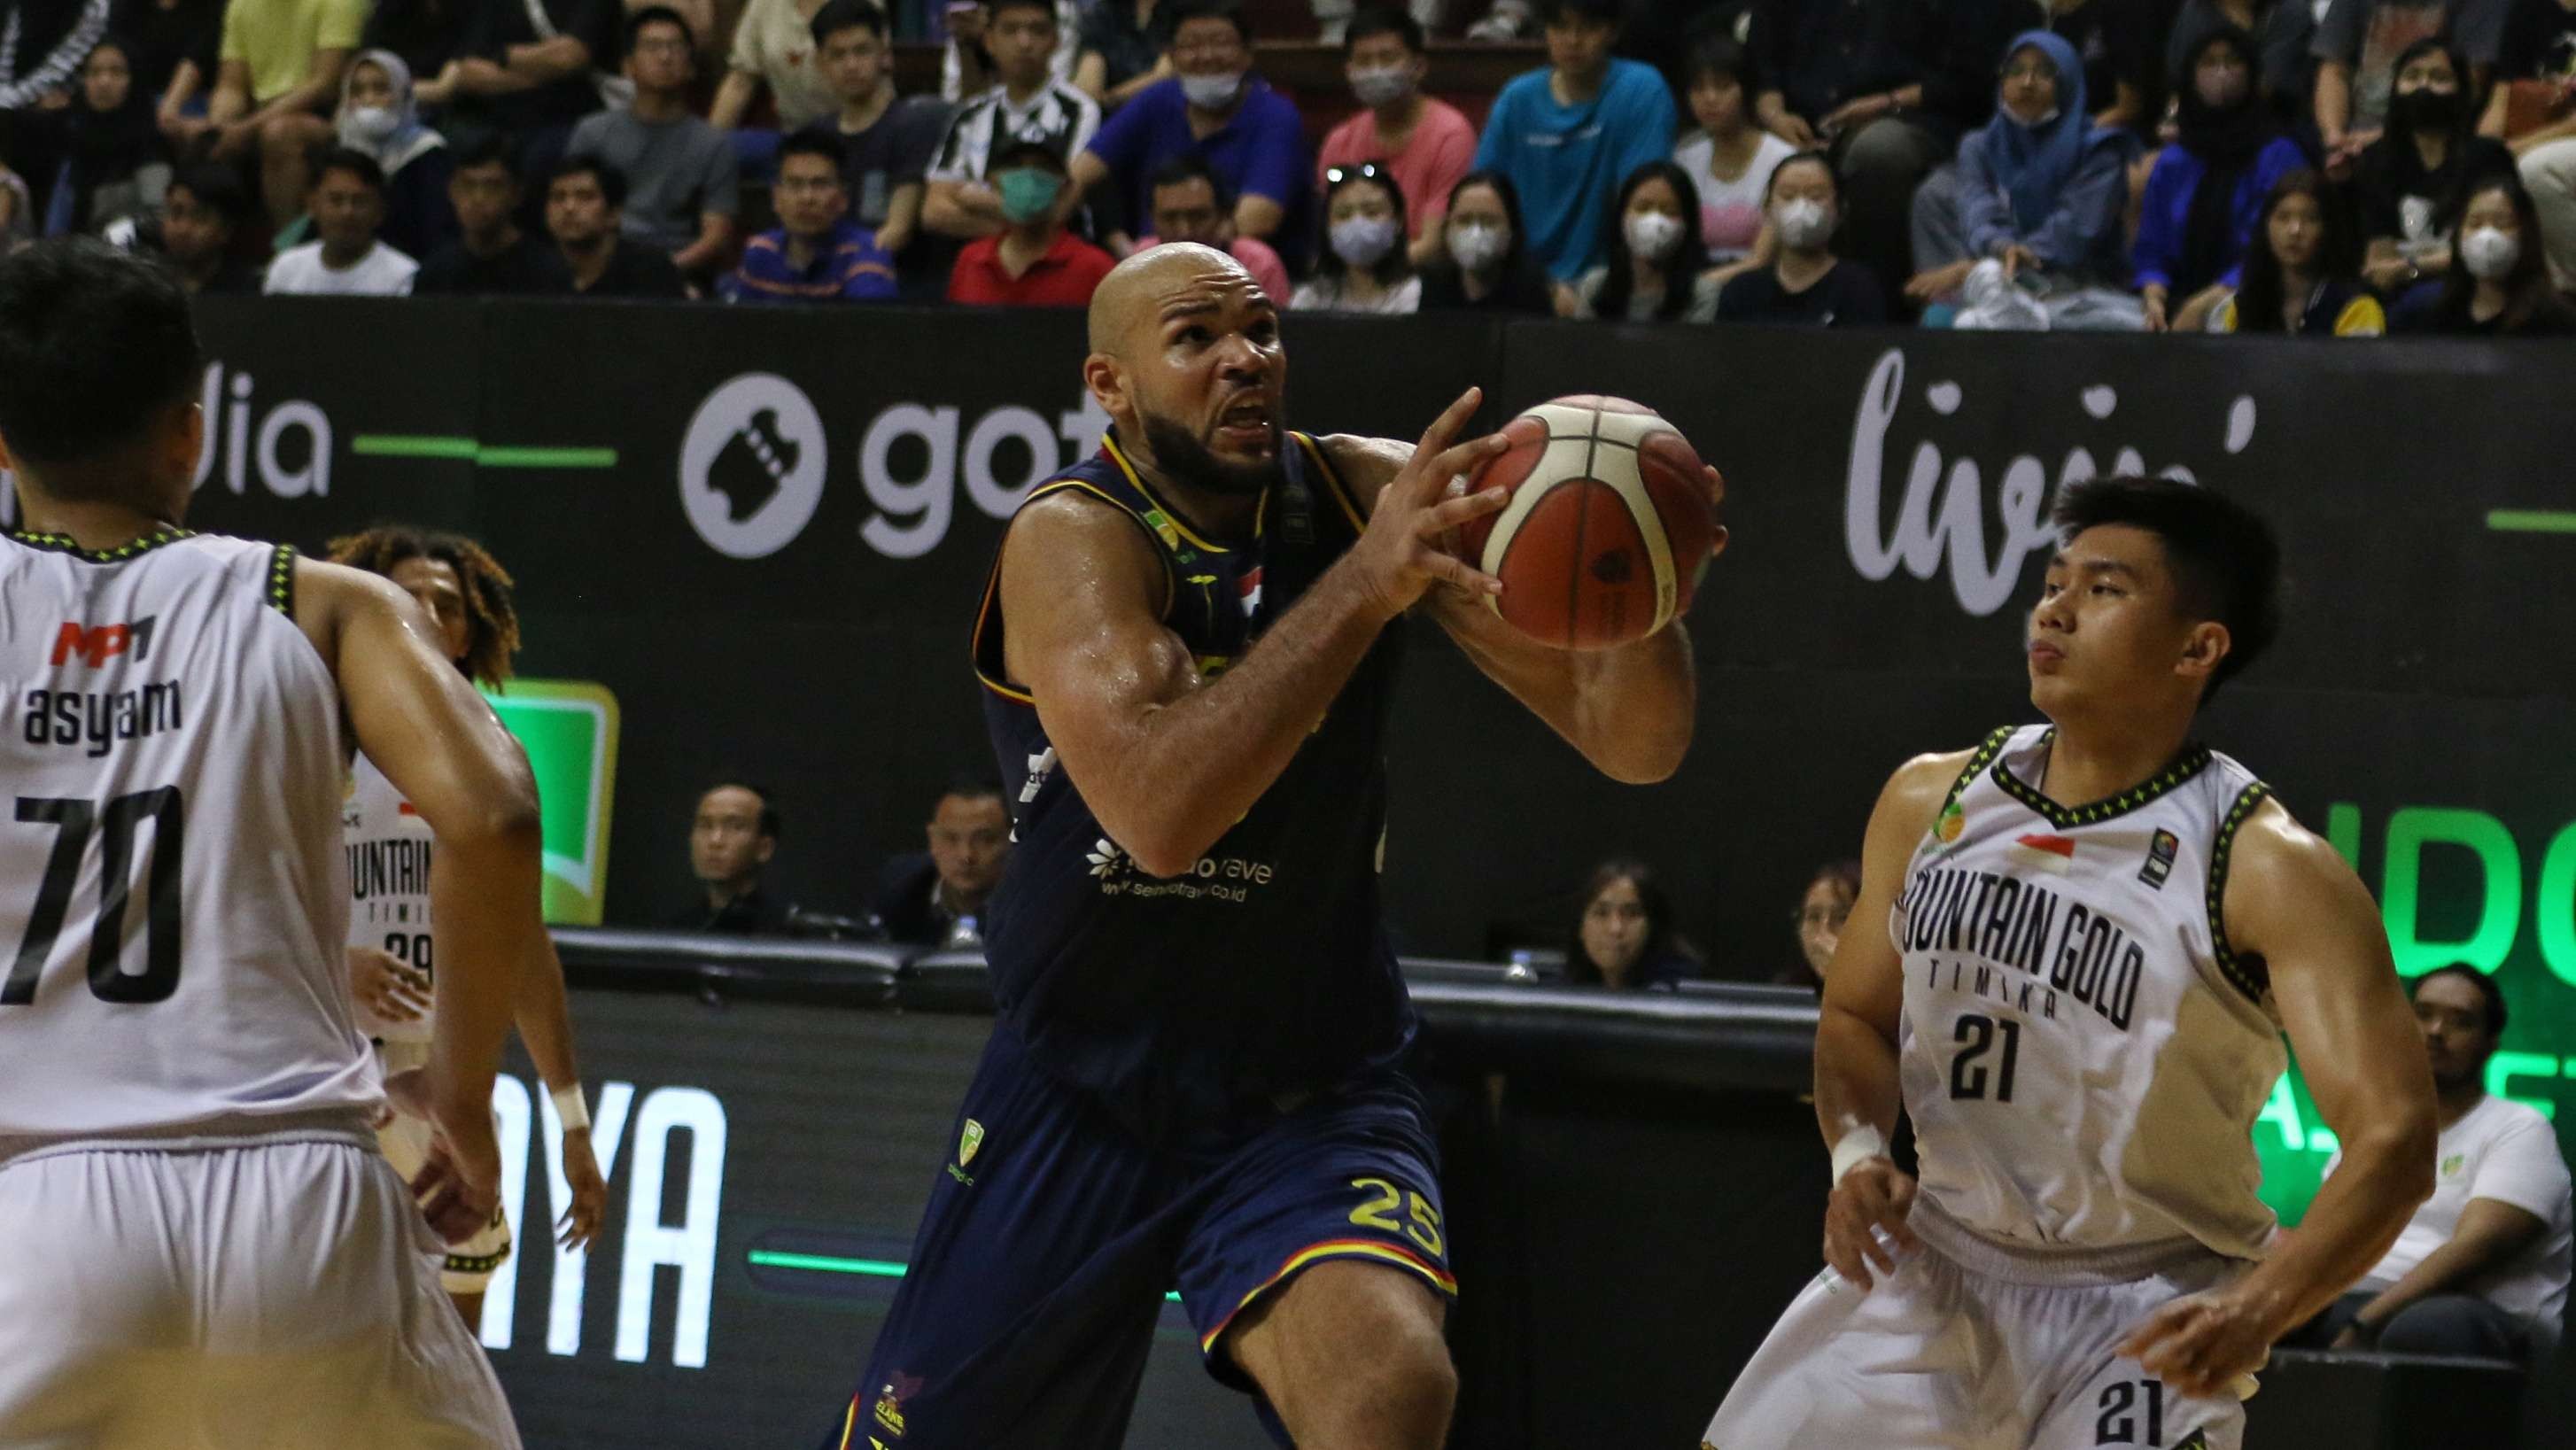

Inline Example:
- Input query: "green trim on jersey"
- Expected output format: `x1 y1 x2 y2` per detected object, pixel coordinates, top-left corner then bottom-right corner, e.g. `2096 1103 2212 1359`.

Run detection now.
1945 727 2019 812
1990 728 2216 829
266 544 296 616
2206 780 2274 1004
6 527 197 563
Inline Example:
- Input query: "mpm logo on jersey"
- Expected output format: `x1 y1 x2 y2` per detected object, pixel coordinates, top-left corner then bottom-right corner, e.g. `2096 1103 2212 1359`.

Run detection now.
50 616 157 668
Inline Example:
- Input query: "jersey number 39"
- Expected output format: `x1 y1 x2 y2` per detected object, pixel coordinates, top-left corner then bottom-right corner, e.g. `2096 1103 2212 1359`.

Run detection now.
7 788 185 1004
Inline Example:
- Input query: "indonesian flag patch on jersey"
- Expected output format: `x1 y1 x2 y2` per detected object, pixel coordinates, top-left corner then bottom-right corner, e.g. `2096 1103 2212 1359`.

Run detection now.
2009 833 2077 873
1238 565 1264 618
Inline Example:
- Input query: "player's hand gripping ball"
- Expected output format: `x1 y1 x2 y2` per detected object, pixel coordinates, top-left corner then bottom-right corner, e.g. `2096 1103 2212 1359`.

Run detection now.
1452 396 1720 650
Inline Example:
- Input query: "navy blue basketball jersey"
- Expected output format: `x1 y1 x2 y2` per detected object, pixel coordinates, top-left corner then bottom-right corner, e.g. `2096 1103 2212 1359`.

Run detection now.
971 430 1413 1139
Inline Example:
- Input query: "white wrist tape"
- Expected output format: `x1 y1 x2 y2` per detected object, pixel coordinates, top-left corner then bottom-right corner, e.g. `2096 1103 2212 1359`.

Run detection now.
1829 1126 1889 1186
551 1084 591 1133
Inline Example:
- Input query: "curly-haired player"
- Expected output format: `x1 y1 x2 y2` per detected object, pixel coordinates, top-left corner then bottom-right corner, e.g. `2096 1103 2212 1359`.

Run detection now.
327 524 609 1330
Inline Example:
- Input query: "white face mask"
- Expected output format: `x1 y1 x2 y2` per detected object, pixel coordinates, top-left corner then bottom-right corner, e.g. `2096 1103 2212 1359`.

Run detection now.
1349 64 1412 108
341 105 400 144
1773 197 1835 251
1181 70 1245 109
1624 211 1683 261
2460 225 2520 281
1331 214 1400 268
1448 221 1508 271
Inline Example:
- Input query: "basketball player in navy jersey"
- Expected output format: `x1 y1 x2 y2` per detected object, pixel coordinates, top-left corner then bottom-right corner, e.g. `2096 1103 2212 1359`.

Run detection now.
1703 479 2438 1449
828 242 1725 1450
0 240 529 1442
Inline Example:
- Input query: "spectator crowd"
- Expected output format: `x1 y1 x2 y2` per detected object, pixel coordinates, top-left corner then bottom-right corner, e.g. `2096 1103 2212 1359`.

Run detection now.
1 0 2570 330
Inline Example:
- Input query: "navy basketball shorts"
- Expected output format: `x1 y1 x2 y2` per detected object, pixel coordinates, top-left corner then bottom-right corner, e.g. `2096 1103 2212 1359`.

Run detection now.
827 1022 1455 1450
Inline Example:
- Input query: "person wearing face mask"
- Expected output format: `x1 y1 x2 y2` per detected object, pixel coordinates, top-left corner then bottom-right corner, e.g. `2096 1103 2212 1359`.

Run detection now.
1716 151 1889 324
1291 161 1419 314
1570 159 1719 321
1315 8 1473 268
2408 169 2576 330
2209 168 2387 333
1907 32 2143 330
1417 168 1555 313
328 49 454 261
950 136 1114 305
2312 0 2512 170
2355 37 2518 314
2131 26 2308 330
1067 0 1308 263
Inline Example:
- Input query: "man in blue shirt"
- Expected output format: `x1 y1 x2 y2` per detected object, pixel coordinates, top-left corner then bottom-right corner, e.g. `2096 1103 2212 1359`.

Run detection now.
1064 0 1307 263
720 132 899 303
1471 0 1676 283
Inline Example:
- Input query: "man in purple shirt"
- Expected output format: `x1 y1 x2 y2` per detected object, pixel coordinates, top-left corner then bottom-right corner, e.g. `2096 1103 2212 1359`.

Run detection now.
720 132 898 302
1062 0 1308 265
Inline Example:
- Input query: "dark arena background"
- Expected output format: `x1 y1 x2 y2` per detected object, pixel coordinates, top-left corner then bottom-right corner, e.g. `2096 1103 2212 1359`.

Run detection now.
20 294 2548 1447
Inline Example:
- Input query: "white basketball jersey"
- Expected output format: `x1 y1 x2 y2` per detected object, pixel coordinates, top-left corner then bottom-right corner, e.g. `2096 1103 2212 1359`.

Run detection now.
1894 725 2285 1261
345 751 435 1043
0 530 375 1141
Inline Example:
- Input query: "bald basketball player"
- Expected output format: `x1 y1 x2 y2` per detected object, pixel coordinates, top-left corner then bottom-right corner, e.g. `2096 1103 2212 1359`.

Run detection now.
823 244 1724 1450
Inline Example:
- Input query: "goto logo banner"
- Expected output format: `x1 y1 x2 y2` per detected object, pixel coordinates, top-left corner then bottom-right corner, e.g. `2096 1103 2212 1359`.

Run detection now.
484 679 621 925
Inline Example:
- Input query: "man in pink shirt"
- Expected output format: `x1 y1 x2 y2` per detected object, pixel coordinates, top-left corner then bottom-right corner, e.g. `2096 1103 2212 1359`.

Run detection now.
1314 7 1476 265
1130 154 1292 300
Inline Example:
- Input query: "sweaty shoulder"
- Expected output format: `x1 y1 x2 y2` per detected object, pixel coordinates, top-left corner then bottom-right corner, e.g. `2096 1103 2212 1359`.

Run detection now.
1314 432 1406 516
1879 746 1980 835
2218 794 2379 960
997 487 1172 682
288 555 427 680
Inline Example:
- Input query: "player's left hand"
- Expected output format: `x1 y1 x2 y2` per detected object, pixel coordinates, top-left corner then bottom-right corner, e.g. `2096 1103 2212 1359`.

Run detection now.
1699 464 1730 559
2116 1286 2277 1400
555 1129 609 1250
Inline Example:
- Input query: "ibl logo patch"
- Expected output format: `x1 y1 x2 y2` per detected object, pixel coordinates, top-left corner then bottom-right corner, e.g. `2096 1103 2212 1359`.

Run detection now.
2139 828 2179 889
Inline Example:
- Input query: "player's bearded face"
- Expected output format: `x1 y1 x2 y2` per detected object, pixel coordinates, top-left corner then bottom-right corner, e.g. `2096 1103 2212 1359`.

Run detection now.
1140 406 1280 496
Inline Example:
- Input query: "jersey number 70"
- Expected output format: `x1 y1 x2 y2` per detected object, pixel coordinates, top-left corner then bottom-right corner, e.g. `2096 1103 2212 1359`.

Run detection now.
6 788 185 1004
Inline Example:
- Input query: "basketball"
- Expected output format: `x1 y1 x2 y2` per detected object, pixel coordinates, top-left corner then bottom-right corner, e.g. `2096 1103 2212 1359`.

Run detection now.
1455 395 1718 651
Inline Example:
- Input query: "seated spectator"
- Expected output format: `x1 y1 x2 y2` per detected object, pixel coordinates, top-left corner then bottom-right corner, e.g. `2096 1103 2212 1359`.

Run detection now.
262 145 417 293
721 129 896 302
1070 0 1307 259
943 0 1078 104
1292 160 1420 313
1745 0 2017 312
331 50 454 261
2312 0 2512 172
2209 168 2387 332
1716 151 1888 324
2132 26 2308 330
2406 169 2576 330
949 136 1112 304
2492 0 2576 289
128 0 225 153
415 135 571 294
1130 153 1289 298
1774 859 1858 990
2355 39 2518 310
203 0 363 234
143 161 261 291
545 155 687 298
2165 0 2316 121
37 35 170 237
1315 7 1474 267
0 1 110 126
669 780 788 934
1673 35 1792 283
1564 858 1697 990
796 1 948 278
2288 966 2572 1360
1472 0 1675 283
1417 168 1556 313
356 0 469 97
2047 0 2159 134
427 0 617 205
567 6 738 278
924 0 1097 267
1571 159 1717 321
1072 0 1171 112
872 778 1013 948
710 0 847 174
1908 31 2143 330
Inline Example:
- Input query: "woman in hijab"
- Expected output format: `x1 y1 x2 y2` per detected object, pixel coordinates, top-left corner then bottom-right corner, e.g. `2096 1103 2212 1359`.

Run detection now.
2130 24 2307 330
330 48 454 260
1906 29 2140 328
39 34 168 236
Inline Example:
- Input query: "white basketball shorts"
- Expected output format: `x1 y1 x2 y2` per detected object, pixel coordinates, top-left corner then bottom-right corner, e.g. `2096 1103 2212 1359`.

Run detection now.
0 1121 523 1449
1704 1204 2254 1450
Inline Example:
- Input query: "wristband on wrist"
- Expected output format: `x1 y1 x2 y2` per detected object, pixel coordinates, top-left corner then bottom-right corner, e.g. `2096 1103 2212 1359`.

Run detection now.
1829 1126 1889 1185
551 1083 591 1133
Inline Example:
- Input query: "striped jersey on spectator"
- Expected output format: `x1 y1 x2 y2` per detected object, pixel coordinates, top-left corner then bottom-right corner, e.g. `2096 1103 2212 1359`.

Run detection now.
721 220 898 304
927 79 1098 184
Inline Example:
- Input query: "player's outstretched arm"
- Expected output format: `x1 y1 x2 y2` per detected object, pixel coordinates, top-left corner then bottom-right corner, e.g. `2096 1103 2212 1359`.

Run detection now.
1318 434 1727 785
295 558 544 1240
1813 750 1967 1288
2119 802 2436 1396
1003 390 1508 878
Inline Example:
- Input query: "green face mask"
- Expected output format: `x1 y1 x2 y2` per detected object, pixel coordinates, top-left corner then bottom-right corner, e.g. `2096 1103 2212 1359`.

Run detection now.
997 167 1064 224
